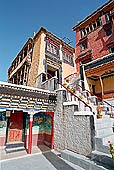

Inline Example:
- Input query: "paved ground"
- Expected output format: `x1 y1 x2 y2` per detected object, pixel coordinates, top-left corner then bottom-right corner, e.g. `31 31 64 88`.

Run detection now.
0 151 84 170
0 145 50 161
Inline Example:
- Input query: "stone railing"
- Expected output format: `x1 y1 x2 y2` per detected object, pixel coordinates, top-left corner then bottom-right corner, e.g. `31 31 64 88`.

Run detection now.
41 76 58 91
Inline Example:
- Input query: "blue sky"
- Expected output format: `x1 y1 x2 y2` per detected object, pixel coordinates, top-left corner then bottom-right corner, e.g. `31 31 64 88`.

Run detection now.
0 0 107 82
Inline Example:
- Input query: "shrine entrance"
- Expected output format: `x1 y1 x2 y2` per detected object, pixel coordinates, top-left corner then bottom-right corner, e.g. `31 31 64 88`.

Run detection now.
32 112 54 149
7 111 23 143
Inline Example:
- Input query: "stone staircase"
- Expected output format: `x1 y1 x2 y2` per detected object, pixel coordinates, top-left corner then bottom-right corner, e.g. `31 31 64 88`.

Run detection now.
91 116 114 167
63 80 114 167
5 142 25 153
94 116 114 153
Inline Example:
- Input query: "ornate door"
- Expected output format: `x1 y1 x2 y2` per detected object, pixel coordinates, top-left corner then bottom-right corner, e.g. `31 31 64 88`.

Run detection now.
8 112 23 143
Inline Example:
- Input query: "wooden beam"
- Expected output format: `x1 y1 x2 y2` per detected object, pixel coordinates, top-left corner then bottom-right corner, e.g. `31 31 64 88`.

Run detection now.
85 61 114 77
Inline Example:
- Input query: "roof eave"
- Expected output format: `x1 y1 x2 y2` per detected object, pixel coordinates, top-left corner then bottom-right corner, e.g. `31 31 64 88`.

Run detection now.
72 0 114 31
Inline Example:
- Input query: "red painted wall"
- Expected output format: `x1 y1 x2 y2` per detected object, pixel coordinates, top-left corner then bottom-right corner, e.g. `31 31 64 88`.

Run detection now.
0 137 5 146
75 17 114 73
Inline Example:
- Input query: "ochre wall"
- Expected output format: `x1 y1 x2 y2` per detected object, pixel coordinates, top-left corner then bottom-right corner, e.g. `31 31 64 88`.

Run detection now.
62 62 75 81
103 77 114 92
37 33 46 75
27 33 42 87
88 76 114 94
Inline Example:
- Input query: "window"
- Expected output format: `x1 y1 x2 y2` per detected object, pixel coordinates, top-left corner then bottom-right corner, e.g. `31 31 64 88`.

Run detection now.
93 22 97 30
105 13 110 23
89 25 93 32
109 47 114 53
86 27 89 34
80 17 102 38
46 42 58 55
104 24 112 36
96 18 102 27
80 30 83 38
83 29 86 36
80 40 88 51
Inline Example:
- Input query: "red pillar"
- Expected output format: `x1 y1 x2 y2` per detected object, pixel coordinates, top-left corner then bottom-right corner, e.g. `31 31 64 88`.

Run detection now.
28 115 33 154
51 114 54 149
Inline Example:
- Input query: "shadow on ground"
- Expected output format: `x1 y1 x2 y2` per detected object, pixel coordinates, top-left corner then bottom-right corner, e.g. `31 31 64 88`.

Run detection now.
43 151 76 170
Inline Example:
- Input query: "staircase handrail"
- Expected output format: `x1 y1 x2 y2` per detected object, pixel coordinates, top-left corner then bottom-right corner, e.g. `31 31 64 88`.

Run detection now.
45 73 92 112
76 84 114 109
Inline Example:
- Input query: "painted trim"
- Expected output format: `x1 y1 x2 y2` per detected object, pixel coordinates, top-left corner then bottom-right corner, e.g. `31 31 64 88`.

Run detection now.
74 111 93 116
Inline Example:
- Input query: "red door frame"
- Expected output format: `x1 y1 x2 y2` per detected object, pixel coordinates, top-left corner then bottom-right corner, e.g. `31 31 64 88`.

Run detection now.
8 111 23 143
28 111 54 154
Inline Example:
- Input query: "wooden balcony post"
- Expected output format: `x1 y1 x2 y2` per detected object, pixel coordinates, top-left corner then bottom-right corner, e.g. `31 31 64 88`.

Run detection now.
99 76 104 99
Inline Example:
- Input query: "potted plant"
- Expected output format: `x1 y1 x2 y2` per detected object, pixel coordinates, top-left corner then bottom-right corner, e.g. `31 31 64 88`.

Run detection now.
79 95 83 99
63 82 67 88
66 78 70 83
86 100 90 105
67 85 70 90
97 105 102 119
71 88 76 94
108 141 114 159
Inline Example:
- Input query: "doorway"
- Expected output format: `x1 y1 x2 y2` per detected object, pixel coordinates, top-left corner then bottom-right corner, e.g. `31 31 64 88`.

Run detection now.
32 112 54 149
7 111 23 143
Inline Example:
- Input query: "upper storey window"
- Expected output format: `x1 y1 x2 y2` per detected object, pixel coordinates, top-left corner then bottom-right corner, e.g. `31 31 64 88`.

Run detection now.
102 12 112 36
47 42 58 55
45 36 60 57
80 17 102 38
80 39 88 51
62 47 74 67
105 13 110 23
46 42 59 56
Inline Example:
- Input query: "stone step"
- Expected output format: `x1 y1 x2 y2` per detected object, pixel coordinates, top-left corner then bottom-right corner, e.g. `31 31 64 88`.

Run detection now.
95 117 114 123
6 142 24 148
95 138 109 154
95 120 114 130
96 127 113 137
95 133 114 146
91 150 114 168
61 149 113 170
95 118 114 127
95 143 109 154
5 146 25 153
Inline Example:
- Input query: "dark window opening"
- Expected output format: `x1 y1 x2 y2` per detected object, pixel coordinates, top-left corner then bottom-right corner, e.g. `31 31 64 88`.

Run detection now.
80 30 83 38
109 47 114 53
97 18 102 27
42 73 46 82
93 23 96 30
47 69 55 79
86 27 89 34
80 64 85 90
105 13 110 23
90 25 93 32
104 25 112 36
80 40 88 51
83 29 86 36
92 85 95 95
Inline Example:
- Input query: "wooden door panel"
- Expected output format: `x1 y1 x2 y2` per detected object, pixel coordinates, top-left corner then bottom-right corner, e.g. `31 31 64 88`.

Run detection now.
8 112 23 143
8 130 22 142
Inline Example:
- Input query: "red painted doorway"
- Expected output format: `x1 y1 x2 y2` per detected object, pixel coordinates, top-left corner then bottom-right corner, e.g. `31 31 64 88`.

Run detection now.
8 111 23 143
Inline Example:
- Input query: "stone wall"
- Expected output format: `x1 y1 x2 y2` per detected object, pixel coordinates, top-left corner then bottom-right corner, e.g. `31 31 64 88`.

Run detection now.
54 90 65 151
54 90 95 156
